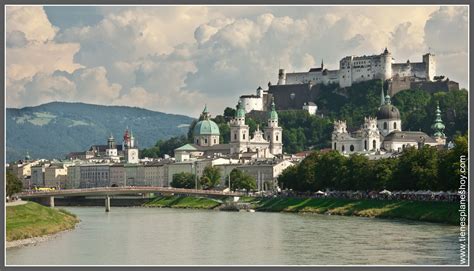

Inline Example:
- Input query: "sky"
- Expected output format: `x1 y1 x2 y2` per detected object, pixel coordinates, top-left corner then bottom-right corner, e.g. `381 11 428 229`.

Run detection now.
6 5 469 117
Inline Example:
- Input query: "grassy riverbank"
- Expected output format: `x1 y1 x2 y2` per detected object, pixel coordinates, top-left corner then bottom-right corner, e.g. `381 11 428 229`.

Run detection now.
143 195 459 225
254 197 460 225
6 201 79 241
143 195 224 209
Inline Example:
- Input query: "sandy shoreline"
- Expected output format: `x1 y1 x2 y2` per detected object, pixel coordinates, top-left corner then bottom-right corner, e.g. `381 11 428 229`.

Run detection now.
6 225 79 249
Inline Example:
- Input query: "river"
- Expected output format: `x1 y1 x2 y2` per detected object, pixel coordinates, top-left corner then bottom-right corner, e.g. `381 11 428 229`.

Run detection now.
6 207 461 265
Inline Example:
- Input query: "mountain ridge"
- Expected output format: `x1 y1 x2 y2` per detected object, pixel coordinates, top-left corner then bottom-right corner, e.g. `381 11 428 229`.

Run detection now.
6 102 195 162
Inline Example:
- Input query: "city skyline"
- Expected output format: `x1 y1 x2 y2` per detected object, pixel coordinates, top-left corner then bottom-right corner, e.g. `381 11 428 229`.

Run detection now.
6 5 469 117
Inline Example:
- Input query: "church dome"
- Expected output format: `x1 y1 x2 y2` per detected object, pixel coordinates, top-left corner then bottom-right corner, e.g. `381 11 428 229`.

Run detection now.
377 104 400 120
377 94 400 120
194 119 220 136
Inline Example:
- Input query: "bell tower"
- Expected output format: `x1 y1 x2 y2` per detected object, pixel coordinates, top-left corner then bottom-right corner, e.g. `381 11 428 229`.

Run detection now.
230 101 249 154
264 97 282 155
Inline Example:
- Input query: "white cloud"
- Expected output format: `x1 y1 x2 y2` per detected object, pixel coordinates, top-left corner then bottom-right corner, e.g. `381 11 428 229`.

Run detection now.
6 5 469 117
6 6 57 43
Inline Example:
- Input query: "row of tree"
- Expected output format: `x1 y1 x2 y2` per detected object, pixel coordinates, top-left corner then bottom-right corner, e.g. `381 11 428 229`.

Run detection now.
170 167 257 191
278 135 468 192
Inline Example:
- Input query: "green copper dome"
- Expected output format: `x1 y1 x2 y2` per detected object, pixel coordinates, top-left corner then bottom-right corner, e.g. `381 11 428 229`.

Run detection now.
194 119 220 135
235 101 246 118
269 97 278 121
194 105 220 136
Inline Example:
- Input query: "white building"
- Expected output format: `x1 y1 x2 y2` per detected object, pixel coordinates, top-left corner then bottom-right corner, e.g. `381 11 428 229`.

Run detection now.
278 48 435 88
332 90 446 155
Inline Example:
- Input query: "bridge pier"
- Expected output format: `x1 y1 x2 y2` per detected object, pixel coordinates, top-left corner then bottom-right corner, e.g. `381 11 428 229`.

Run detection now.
105 196 111 212
49 196 55 208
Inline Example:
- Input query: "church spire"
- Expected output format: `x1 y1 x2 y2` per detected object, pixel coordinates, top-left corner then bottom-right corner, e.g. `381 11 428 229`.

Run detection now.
380 80 385 106
269 97 278 121
431 102 446 138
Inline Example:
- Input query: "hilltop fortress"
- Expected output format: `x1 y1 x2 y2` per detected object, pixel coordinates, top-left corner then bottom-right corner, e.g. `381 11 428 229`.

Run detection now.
239 48 458 113
277 48 435 88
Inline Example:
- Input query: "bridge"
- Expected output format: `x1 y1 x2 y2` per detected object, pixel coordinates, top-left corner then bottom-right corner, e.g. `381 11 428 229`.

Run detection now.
16 186 245 212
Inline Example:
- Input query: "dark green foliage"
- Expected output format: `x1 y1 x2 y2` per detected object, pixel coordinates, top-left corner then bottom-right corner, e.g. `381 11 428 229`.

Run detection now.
6 170 22 197
200 166 221 190
278 135 467 192
392 89 468 139
141 135 189 158
230 169 256 191
6 102 193 162
171 172 196 189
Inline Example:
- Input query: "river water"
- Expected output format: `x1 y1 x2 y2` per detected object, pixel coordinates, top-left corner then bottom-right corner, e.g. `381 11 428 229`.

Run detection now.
6 207 461 265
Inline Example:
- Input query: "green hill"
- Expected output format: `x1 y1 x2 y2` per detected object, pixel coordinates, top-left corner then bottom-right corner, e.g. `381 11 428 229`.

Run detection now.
6 102 194 162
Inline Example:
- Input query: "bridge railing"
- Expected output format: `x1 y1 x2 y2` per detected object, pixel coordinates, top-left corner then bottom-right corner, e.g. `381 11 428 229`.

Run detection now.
16 186 245 198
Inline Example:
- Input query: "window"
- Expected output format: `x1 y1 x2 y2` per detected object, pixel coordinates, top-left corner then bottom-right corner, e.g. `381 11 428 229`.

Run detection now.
204 138 208 144
350 145 354 152
196 139 199 144
214 139 216 144
234 133 237 140
373 140 376 149
342 145 345 152
383 122 387 129
394 122 397 129
243 134 246 140
276 135 279 141
364 140 367 150
334 142 337 150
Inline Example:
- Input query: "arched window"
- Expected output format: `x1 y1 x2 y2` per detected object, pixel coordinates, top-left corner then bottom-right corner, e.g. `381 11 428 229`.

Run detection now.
276 135 279 141
383 122 387 129
373 140 376 149
350 145 354 152
204 138 208 144
243 134 246 140
334 142 337 150
234 133 237 140
342 145 345 152
394 122 397 129
214 139 216 144
196 139 199 144
364 140 367 150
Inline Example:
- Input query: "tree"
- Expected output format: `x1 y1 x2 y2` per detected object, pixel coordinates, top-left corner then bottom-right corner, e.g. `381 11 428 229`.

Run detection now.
171 172 196 189
6 170 22 198
278 165 298 190
230 169 256 191
200 166 221 190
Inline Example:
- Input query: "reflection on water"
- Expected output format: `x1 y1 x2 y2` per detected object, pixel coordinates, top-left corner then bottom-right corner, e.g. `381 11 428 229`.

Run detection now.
7 207 460 265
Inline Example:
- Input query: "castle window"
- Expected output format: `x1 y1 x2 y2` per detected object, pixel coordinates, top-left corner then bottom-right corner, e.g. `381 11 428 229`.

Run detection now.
350 145 354 152
394 122 397 129
383 122 388 129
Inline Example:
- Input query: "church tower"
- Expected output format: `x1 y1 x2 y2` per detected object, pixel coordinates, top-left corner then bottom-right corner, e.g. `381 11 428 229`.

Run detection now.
264 98 283 155
431 103 446 145
230 101 249 154
362 117 381 151
105 134 118 157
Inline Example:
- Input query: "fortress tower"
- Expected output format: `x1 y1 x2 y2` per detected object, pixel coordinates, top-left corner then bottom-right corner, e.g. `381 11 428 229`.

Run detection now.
422 53 436 81
381 47 392 80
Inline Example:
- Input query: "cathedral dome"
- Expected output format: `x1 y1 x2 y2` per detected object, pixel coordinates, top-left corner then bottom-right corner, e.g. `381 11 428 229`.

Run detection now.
194 119 220 136
377 95 400 120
